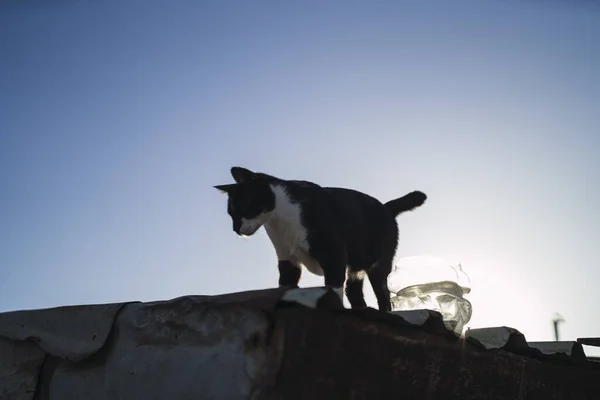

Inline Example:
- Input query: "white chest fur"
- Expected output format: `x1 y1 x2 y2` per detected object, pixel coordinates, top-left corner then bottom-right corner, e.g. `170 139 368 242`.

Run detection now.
264 185 324 276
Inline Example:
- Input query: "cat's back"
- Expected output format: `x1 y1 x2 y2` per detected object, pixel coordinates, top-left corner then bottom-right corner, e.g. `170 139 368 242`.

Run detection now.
280 180 389 224
319 186 393 262
282 179 379 204
322 186 385 215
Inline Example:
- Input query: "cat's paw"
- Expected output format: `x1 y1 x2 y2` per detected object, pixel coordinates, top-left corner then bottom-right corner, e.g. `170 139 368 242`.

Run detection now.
326 286 344 301
278 284 299 290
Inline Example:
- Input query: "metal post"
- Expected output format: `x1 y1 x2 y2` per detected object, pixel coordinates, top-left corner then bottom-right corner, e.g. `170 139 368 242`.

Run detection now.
552 314 564 341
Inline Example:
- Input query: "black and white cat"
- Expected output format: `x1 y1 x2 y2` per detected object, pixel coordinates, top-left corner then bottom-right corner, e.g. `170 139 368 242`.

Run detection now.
215 166 427 311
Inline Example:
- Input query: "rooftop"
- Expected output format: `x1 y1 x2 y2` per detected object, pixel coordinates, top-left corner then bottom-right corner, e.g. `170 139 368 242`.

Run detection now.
1 287 599 399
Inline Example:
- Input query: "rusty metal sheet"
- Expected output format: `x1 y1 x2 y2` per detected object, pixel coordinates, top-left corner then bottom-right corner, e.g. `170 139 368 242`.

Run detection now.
466 327 596 365
0 337 46 400
0 303 128 362
528 341 587 359
465 326 524 350
275 307 600 400
578 337 600 347
348 307 459 341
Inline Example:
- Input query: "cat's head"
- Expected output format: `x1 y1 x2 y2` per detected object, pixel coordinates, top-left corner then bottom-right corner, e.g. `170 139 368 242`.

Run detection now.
214 167 275 236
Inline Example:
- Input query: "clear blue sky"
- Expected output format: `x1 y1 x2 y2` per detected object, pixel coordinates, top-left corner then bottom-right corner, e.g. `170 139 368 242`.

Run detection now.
1 0 599 349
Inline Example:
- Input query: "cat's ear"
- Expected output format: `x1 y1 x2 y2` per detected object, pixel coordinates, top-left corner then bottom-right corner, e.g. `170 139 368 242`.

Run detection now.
214 183 237 196
230 167 257 183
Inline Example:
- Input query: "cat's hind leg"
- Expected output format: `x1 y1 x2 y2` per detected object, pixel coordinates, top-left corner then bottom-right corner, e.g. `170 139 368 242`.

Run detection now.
345 269 368 309
367 262 392 312
278 260 301 288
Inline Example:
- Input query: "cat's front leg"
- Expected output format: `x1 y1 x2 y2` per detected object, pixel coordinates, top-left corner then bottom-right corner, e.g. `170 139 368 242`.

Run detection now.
320 257 347 303
311 238 347 303
278 260 301 288
323 267 346 303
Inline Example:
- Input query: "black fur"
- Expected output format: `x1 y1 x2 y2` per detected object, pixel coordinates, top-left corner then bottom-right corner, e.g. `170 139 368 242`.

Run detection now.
278 260 301 287
215 166 427 311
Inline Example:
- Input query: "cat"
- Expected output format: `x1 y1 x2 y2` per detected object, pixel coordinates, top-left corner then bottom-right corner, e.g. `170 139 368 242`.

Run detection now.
214 166 427 311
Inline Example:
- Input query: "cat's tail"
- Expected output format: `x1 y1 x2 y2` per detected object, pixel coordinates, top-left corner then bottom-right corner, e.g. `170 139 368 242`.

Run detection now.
384 191 427 217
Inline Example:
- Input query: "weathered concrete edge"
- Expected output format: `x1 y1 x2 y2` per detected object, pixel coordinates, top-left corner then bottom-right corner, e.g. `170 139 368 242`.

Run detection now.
0 301 135 362
30 288 303 400
0 287 313 400
0 288 296 362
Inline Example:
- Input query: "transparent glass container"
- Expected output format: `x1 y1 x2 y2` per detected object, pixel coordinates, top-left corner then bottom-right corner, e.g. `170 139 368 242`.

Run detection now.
388 255 472 335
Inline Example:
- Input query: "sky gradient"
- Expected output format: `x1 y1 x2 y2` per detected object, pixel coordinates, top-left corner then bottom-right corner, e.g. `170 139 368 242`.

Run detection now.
1 0 599 351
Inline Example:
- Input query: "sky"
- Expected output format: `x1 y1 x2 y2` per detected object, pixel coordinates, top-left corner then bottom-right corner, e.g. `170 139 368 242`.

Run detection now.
1 0 599 351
